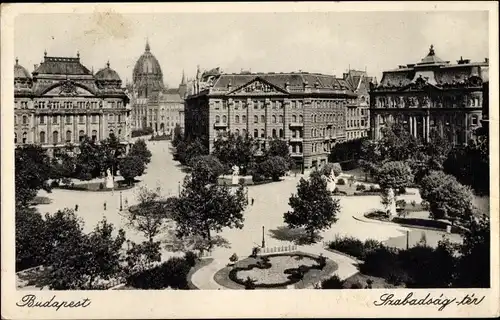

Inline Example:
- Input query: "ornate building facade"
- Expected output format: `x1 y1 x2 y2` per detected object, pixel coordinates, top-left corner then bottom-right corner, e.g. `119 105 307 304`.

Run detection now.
370 45 489 145
129 42 186 135
14 52 131 156
185 69 359 171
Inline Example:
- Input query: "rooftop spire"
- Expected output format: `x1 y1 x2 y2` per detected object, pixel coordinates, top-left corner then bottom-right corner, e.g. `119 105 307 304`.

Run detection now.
15 57 18 65
181 69 186 84
429 44 435 56
145 38 150 52
44 50 47 57
106 60 110 68
77 51 80 58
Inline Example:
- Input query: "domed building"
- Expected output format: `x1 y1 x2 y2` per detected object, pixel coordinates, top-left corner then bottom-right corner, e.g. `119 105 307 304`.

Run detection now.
14 52 131 156
129 41 186 135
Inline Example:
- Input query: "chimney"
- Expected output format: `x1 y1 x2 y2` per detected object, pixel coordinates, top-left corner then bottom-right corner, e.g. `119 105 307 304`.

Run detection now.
485 58 489 63
227 80 232 91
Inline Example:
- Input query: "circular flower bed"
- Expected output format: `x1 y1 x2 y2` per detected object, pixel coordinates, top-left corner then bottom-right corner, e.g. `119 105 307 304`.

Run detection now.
214 251 338 289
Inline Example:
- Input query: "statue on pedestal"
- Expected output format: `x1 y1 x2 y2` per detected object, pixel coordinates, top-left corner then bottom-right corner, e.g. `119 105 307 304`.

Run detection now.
387 188 397 219
231 165 240 185
105 168 114 189
326 169 336 193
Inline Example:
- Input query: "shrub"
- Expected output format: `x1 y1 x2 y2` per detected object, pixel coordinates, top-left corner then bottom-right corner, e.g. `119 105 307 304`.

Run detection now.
356 184 366 191
370 185 377 191
328 236 365 259
360 246 400 279
184 251 198 267
321 274 344 289
398 187 406 194
365 279 374 289
50 180 59 188
396 199 407 209
243 277 256 290
337 178 346 185
229 253 239 264
350 281 364 289
333 187 339 194
99 182 104 190
363 239 383 254
421 200 430 210
411 200 417 207
127 256 192 289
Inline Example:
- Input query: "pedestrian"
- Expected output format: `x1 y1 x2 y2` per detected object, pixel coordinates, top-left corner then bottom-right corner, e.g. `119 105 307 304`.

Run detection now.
125 198 128 208
251 198 254 206
104 201 107 211
75 204 79 212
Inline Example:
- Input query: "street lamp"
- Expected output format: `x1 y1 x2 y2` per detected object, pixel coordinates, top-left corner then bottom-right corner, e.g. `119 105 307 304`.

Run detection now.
178 181 181 195
119 191 123 211
261 226 266 248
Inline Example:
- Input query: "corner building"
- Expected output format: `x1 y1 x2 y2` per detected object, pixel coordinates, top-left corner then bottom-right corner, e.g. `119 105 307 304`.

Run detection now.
185 70 359 171
370 45 489 145
14 52 131 156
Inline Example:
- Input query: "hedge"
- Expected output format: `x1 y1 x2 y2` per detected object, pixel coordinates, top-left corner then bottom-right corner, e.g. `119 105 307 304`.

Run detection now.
327 236 383 260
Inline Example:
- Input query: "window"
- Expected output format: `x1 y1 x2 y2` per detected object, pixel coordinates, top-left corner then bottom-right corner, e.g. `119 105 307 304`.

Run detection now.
92 115 97 123
14 115 17 124
53 115 58 124
291 101 296 109
242 115 246 123
260 115 265 123
234 101 239 110
311 128 314 137
222 101 227 110
79 130 85 142
361 119 365 127
91 130 97 142
235 129 240 136
235 115 240 123
118 129 122 136
471 116 478 126
292 115 297 123
272 129 277 138
215 115 220 123
272 115 277 123
260 129 265 138
109 129 114 138
279 115 283 123
222 115 227 123
292 130 297 138
22 132 28 144
66 130 72 142
118 114 121 123
38 115 44 125
52 131 59 144
254 115 258 123
22 115 28 124
253 101 258 110
253 129 258 138
279 129 284 138
299 115 303 123
65 115 71 124
78 115 84 123
14 133 17 144
39 131 45 144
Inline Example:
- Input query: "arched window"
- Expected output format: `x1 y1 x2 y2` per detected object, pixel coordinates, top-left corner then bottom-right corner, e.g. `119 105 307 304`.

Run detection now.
14 133 17 144
253 129 258 138
279 129 284 138
52 131 59 144
39 131 45 144
118 129 122 136
22 115 28 124
299 115 304 123
109 114 114 122
215 115 220 123
279 115 283 123
66 115 71 124
235 129 240 136
91 130 97 142
235 115 240 123
242 115 246 123
272 129 277 138
109 129 114 138
311 128 314 137
254 115 258 123
260 115 265 123
260 129 265 138
272 115 277 123
242 129 247 136
22 132 27 144
292 130 297 138
66 130 72 142
79 130 85 142
292 115 297 122
222 115 227 123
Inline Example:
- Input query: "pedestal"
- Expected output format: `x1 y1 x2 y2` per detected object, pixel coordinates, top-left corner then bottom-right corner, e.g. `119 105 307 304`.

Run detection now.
106 175 114 189
232 175 239 185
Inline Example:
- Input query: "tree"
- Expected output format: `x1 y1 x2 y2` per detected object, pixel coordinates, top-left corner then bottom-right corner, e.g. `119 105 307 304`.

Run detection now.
212 133 257 174
15 145 52 205
426 178 474 224
172 124 184 148
375 161 414 191
125 240 162 274
284 171 340 242
129 138 152 165
419 171 458 202
319 162 342 177
74 136 107 180
178 138 208 166
359 139 382 179
119 155 146 185
454 215 490 287
172 173 247 250
190 155 225 184
126 186 171 243
15 206 50 271
378 123 421 162
47 217 126 290
265 138 293 168
255 156 289 181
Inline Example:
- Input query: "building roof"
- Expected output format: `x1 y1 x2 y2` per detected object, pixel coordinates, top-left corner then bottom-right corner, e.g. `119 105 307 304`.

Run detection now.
133 41 164 85
33 54 91 75
376 45 489 90
95 61 121 82
14 58 31 79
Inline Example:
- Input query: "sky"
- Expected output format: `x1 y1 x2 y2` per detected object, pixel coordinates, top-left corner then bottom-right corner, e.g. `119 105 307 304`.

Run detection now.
14 11 489 88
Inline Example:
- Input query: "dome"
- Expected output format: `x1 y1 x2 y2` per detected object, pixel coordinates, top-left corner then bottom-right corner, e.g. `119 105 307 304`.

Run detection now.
14 58 31 79
133 41 164 84
95 61 121 82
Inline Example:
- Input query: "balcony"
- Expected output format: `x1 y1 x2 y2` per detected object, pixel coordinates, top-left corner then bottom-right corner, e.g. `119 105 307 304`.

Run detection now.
289 122 303 128
289 137 303 143
214 122 228 128
290 152 303 158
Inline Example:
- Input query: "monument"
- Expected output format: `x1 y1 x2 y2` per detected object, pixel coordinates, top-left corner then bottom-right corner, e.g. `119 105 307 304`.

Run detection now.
105 168 114 189
325 169 336 193
231 165 240 185
387 188 397 219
